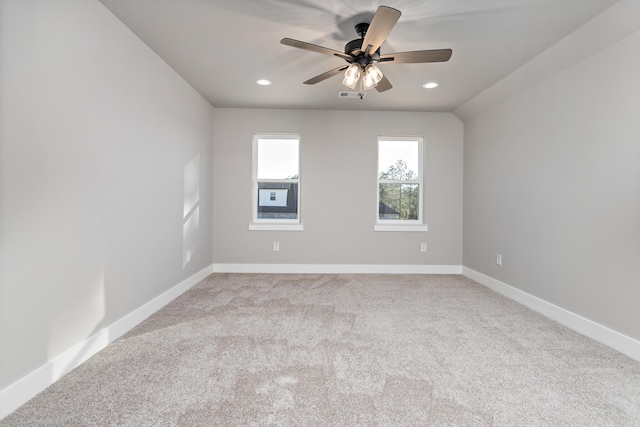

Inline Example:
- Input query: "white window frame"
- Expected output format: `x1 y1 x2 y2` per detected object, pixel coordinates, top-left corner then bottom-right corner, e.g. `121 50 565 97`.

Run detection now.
249 134 303 231
375 136 428 232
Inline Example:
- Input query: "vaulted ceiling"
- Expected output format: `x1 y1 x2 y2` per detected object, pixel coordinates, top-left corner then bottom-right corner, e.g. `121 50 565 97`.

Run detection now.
99 0 619 112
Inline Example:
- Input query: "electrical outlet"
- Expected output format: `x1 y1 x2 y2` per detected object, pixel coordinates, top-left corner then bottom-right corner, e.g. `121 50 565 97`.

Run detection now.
420 243 427 252
273 242 279 251
496 254 502 266
186 250 192 262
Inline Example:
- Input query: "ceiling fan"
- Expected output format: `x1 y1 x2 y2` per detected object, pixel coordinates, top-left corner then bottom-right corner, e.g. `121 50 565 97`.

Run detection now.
281 5 452 96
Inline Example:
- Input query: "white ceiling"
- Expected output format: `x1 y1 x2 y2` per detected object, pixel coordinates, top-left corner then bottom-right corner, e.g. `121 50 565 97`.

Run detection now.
99 0 619 112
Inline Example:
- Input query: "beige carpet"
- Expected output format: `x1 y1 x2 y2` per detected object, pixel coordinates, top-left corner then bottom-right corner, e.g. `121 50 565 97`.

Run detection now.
3 273 640 426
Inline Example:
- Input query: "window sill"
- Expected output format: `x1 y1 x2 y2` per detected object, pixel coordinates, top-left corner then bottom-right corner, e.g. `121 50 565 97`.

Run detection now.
248 223 304 231
374 224 428 232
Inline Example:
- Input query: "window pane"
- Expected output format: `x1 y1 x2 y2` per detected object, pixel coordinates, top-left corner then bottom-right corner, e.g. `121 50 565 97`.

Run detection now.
378 183 419 220
257 138 299 179
378 140 419 181
257 182 298 219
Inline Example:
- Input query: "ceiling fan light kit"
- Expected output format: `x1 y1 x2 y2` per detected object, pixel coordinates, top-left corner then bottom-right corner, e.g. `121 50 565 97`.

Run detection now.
280 5 452 98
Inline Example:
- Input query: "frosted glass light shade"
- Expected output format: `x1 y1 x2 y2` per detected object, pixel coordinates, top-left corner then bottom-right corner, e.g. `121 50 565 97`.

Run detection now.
362 64 383 90
342 64 361 89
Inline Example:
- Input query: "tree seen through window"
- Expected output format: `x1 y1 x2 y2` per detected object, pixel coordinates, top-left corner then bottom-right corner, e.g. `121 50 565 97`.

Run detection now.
378 159 419 220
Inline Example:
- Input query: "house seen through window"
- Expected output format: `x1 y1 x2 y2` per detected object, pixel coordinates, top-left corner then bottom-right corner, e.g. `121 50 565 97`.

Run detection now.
252 135 300 226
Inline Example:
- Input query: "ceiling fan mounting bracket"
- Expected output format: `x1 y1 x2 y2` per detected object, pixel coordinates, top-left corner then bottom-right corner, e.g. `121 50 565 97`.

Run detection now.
354 22 369 38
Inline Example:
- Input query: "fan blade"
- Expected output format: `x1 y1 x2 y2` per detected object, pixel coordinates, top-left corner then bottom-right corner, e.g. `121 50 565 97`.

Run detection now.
375 74 392 92
360 6 401 56
379 49 452 64
303 66 349 85
281 38 352 61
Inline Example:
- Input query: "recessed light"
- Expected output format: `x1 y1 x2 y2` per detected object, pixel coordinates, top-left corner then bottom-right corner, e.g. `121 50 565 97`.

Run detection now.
423 82 438 89
256 79 272 86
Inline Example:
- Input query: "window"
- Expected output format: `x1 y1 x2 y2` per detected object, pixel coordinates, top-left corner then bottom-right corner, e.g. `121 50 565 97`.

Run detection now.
249 134 302 231
376 136 427 232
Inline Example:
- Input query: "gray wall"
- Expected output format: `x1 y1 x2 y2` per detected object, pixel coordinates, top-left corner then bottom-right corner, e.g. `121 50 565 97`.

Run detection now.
213 109 463 265
462 29 640 340
0 0 214 390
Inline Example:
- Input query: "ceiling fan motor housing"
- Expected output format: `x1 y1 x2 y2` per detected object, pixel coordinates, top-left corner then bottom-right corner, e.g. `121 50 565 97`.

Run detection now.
345 38 364 56
345 22 380 64
345 42 380 66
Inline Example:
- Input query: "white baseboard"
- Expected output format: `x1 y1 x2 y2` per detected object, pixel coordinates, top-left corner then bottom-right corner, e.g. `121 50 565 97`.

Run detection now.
213 263 462 274
462 266 640 363
0 263 214 421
